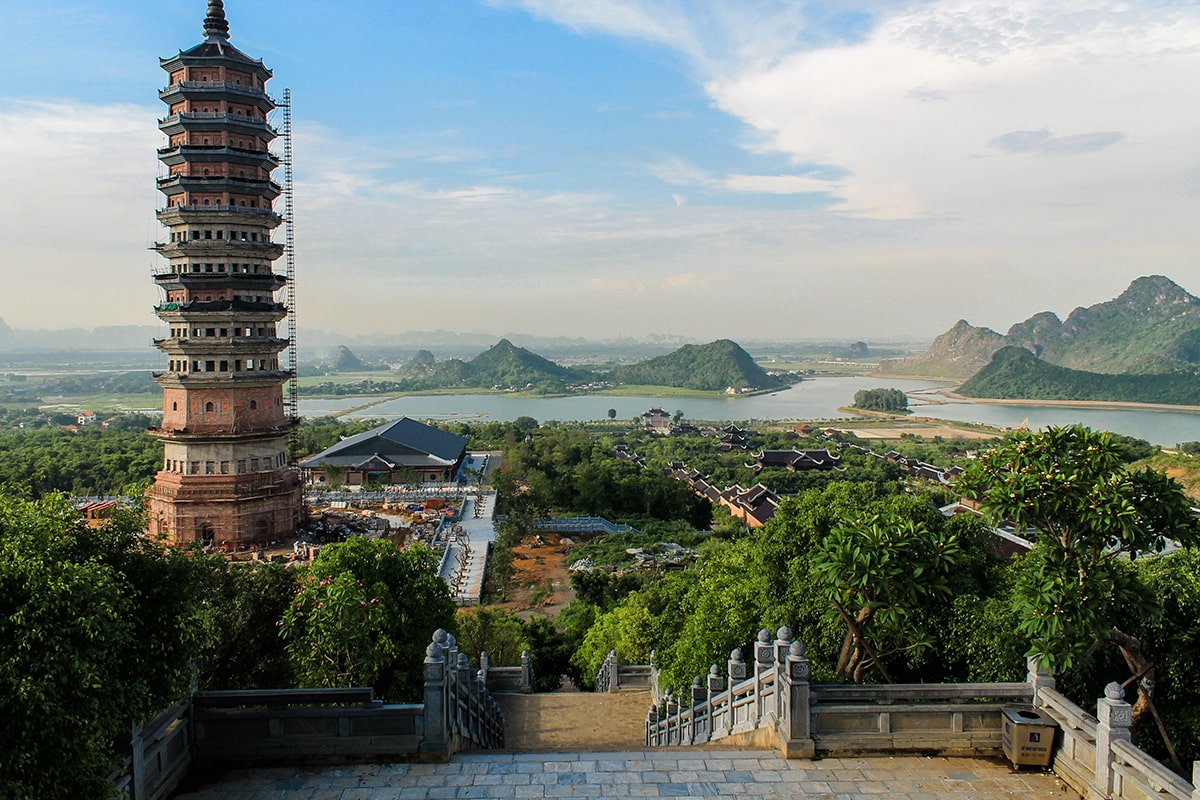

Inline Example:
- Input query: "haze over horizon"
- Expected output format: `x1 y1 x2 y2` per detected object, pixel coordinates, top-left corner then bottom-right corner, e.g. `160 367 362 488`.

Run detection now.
2 1 1199 342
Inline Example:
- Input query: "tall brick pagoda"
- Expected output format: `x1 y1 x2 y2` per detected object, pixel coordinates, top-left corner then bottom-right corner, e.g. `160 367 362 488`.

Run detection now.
146 0 302 546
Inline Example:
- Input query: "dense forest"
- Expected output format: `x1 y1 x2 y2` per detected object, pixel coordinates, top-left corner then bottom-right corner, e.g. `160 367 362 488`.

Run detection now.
851 387 909 412
958 347 1200 405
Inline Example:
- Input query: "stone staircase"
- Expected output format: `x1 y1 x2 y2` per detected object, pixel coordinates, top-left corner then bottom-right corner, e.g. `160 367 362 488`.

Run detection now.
491 689 653 752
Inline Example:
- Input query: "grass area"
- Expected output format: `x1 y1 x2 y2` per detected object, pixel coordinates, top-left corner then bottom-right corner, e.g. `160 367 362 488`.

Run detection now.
1141 452 1200 504
36 393 162 411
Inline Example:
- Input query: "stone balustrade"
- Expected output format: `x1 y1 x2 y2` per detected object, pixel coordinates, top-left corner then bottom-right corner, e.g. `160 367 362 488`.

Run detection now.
110 700 193 800
480 649 535 694
643 626 1199 800
421 629 505 755
113 630 505 796
595 649 655 693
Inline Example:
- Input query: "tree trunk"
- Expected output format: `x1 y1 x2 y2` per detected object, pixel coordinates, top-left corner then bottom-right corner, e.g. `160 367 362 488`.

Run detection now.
1109 626 1182 772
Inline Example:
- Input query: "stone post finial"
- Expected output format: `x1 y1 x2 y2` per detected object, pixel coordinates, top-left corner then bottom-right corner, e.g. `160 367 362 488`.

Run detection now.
1096 679 1133 797
422 628 450 756
756 628 775 668
520 649 533 694
708 664 724 694
774 626 793 665
728 648 747 683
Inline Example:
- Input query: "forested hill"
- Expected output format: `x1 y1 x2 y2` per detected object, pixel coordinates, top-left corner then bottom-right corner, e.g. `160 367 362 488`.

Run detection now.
881 275 1200 381
607 339 787 391
380 338 786 393
957 346 1200 405
395 339 589 391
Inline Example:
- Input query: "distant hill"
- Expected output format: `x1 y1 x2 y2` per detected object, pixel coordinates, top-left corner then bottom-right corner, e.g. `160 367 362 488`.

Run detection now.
332 345 364 371
395 339 588 391
879 320 1007 379
958 347 1200 405
608 339 787 392
881 276 1200 381
376 338 788 394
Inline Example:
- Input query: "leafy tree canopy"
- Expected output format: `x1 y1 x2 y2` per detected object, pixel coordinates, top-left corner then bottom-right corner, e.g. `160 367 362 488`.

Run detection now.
0 492 207 800
282 538 455 701
956 425 1199 670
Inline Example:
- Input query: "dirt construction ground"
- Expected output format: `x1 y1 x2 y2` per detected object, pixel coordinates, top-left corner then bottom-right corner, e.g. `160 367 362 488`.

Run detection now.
500 533 576 619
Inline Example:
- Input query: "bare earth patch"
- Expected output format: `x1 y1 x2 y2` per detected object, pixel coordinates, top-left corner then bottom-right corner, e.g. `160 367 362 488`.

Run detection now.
500 533 576 619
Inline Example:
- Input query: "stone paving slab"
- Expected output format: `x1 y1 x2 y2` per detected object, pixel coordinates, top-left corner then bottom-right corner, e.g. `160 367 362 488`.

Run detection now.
173 752 1080 799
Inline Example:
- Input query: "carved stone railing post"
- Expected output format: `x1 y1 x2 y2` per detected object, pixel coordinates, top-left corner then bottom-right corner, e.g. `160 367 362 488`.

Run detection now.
130 721 146 800
1027 655 1055 707
650 650 660 703
754 628 774 724
479 650 489 686
690 676 706 744
781 639 814 758
646 703 659 747
596 649 619 693
456 652 472 738
707 664 725 739
1095 682 1132 798
520 650 533 694
664 691 679 746
773 627 793 721
727 648 746 731
421 629 449 757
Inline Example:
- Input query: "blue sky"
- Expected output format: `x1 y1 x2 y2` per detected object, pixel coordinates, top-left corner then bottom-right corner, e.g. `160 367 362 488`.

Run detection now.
2 1 1199 342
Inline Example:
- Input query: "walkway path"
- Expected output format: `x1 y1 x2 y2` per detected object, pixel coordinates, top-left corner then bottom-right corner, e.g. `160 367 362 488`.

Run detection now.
440 489 497 605
174 751 1078 799
493 691 652 752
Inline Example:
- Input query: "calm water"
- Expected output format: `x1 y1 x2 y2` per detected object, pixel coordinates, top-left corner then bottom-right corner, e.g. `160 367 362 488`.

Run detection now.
298 377 1200 446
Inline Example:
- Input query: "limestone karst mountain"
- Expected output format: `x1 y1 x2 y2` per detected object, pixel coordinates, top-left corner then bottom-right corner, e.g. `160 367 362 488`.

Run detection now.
881 276 1200 381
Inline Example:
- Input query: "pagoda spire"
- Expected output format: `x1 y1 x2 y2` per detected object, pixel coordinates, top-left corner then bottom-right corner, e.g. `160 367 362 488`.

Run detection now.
204 0 230 42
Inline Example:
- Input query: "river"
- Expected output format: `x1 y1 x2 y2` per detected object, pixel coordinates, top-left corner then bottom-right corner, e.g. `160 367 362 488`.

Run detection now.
298 377 1200 446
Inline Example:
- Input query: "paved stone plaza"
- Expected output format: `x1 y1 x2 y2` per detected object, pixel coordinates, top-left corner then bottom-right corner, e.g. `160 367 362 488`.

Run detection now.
175 751 1080 799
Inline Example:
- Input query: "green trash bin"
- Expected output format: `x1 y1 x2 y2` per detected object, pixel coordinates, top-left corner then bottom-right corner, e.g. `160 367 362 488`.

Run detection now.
1001 704 1057 767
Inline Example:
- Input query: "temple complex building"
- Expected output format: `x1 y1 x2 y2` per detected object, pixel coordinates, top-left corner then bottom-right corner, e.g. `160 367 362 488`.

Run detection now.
146 0 302 546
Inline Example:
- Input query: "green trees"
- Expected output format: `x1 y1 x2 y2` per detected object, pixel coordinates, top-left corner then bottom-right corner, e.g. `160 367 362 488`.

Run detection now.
814 511 961 682
492 427 712 528
0 493 207 800
281 537 455 702
956 425 1199 671
197 559 298 690
0 427 163 497
851 387 909 412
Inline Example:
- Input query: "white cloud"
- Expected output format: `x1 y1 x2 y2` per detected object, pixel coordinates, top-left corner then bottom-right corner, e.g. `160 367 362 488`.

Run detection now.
649 155 840 195
0 101 161 328
706 0 1200 225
